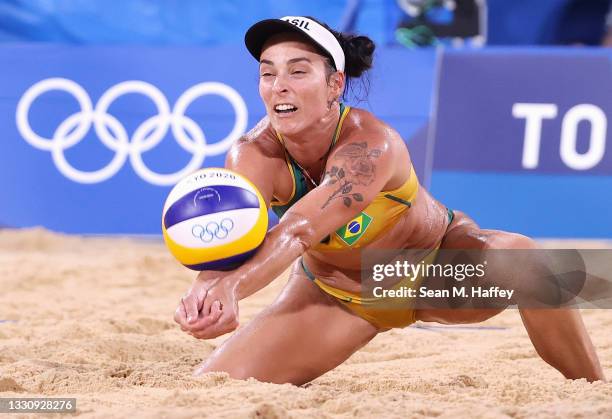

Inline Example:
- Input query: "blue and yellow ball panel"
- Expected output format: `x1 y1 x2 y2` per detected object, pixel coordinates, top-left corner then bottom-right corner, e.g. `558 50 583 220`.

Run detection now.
184 248 258 271
163 185 260 229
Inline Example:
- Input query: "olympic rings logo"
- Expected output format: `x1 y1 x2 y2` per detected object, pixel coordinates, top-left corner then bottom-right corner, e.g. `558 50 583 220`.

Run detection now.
15 78 248 185
192 218 234 243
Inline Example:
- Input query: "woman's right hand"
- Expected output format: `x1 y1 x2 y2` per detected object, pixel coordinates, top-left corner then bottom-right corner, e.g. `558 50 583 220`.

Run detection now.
174 270 241 339
174 271 222 335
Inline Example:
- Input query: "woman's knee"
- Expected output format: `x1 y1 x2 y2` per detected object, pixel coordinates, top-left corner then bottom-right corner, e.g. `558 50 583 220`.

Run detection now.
195 360 267 382
480 231 574 307
196 360 297 384
483 231 538 250
195 360 245 380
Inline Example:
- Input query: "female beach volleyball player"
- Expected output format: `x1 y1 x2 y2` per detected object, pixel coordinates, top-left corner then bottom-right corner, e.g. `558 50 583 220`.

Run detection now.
174 16 604 384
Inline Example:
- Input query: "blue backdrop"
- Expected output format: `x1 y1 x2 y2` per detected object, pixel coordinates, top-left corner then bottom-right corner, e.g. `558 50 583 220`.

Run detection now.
0 0 591 46
431 48 612 238
0 45 434 234
1 45 610 237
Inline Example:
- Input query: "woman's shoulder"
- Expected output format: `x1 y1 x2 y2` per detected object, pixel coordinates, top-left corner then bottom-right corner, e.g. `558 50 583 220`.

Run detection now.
342 106 402 143
231 116 284 159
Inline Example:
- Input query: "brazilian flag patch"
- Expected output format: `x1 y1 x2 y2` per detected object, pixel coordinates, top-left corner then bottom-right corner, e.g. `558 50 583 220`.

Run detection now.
336 212 373 246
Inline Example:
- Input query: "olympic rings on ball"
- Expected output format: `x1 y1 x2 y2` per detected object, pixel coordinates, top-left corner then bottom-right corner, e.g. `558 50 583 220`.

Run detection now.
191 218 235 243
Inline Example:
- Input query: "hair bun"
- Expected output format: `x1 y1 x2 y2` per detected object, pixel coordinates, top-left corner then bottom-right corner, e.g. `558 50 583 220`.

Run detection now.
302 16 375 100
342 35 375 78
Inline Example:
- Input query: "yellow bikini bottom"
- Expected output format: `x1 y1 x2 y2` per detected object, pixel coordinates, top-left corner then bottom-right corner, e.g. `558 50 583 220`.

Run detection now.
300 248 439 330
301 209 454 330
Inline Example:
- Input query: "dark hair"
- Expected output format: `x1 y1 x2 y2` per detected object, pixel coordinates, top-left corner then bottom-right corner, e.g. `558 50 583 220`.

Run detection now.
305 16 375 100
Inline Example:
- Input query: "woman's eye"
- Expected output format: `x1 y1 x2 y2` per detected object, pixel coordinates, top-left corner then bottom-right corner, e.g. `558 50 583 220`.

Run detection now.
292 71 306 75
260 73 274 77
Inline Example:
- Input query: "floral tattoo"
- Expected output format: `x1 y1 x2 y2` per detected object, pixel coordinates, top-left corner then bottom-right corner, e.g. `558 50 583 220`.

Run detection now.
321 142 382 209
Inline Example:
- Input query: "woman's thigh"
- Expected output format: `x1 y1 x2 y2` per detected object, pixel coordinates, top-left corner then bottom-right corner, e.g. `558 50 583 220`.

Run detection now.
415 210 519 323
196 261 379 385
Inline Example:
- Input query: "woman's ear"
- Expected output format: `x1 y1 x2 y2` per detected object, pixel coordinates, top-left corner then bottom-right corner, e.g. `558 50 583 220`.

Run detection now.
328 72 345 102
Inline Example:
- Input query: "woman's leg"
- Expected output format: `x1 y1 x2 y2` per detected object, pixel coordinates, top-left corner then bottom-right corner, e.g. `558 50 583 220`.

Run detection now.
519 308 603 381
416 211 605 381
195 261 379 385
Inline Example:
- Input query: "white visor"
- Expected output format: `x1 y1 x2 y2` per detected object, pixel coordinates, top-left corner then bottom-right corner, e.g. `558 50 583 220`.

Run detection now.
244 16 346 72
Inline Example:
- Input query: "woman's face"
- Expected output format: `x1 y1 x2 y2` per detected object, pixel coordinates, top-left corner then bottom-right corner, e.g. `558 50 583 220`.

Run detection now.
259 33 342 136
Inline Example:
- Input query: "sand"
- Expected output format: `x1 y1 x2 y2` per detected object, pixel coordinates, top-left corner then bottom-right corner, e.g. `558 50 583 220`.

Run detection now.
0 227 611 418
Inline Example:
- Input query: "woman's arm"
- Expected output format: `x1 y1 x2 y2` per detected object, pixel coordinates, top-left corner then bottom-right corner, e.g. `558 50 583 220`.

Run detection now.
227 129 398 300
174 128 282 332
177 122 402 339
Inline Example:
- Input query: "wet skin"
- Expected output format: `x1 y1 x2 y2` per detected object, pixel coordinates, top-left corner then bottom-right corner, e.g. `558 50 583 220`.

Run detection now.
174 33 605 384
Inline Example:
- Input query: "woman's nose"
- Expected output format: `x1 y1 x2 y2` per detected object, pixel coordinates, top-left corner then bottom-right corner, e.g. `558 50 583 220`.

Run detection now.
272 74 289 94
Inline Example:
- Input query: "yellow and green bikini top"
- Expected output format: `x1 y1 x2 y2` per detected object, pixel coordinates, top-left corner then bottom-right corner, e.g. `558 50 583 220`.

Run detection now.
271 104 419 251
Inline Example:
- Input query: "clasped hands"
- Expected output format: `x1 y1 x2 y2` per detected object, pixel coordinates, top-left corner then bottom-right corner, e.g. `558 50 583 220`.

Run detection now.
174 270 240 339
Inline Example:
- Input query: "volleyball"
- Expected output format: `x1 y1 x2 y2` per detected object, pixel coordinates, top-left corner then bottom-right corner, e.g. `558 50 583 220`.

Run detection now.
162 168 268 271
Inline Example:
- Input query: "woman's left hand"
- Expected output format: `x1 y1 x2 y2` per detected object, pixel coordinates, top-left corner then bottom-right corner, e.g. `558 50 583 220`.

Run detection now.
180 274 241 340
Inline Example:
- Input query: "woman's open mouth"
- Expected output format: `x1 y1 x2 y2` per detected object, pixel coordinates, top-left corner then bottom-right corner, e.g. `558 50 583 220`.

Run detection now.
274 103 298 114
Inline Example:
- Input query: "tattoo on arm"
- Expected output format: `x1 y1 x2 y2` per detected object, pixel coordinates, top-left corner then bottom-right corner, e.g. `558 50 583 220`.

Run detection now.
321 142 382 209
